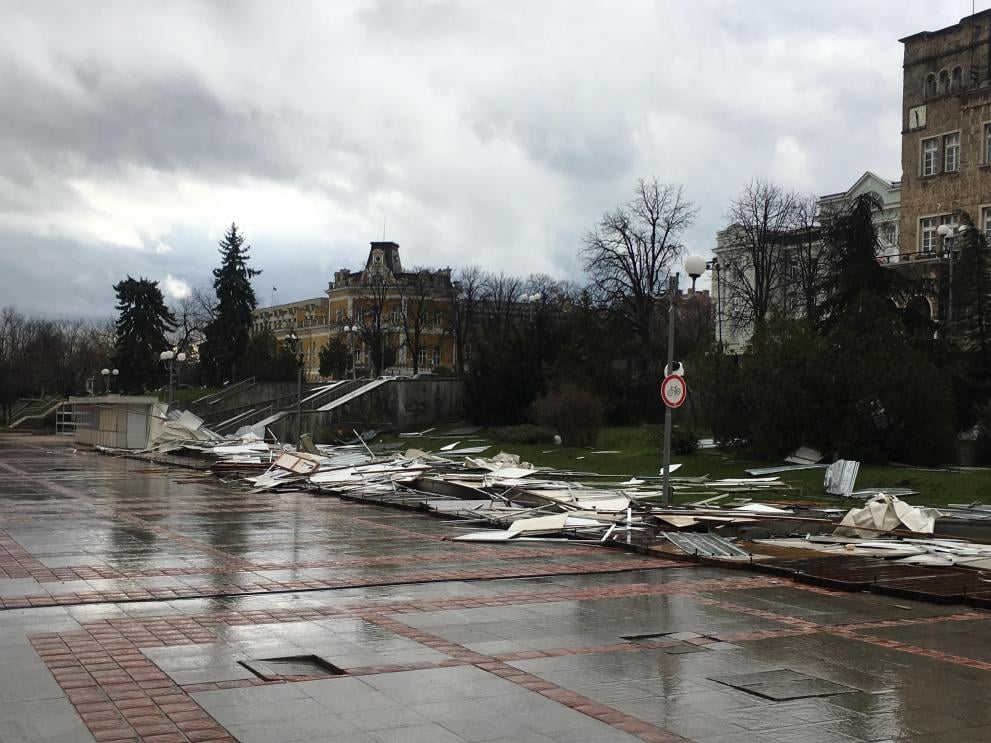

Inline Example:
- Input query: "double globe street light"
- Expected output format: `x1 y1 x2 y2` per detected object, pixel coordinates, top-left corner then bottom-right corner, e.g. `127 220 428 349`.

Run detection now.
100 367 119 394
159 350 187 409
936 222 968 331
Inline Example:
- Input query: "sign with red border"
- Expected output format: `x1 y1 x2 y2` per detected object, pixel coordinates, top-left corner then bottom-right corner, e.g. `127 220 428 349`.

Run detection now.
660 374 688 408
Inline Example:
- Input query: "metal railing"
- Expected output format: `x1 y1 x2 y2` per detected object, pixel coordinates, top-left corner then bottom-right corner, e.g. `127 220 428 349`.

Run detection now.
189 377 257 407
877 250 945 265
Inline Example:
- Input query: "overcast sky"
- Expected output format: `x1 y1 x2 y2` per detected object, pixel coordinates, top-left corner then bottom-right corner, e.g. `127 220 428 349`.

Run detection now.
1 0 987 318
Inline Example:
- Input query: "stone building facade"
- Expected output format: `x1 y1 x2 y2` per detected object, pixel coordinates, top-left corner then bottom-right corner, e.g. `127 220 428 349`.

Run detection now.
252 242 457 380
899 10 991 254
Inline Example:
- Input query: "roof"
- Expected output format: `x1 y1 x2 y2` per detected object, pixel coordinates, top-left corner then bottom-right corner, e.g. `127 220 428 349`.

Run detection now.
899 8 991 44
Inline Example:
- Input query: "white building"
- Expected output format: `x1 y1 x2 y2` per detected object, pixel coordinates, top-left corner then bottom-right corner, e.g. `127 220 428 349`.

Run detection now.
713 172 901 354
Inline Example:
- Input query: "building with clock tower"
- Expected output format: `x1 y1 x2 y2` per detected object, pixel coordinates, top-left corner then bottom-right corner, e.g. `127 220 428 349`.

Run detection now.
898 10 991 256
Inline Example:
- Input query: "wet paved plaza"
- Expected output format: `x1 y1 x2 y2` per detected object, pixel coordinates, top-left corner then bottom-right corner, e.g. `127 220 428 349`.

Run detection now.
1 435 990 742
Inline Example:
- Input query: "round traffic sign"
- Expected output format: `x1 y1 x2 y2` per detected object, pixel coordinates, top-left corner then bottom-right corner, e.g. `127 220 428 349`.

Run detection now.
660 374 688 408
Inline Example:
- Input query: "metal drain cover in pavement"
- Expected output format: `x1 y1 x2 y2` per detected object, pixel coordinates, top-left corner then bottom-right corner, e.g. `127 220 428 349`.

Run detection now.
710 670 857 700
239 655 346 681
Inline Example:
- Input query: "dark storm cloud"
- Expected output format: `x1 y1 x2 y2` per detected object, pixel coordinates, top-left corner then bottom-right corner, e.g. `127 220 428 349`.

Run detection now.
0 62 294 182
0 1 988 314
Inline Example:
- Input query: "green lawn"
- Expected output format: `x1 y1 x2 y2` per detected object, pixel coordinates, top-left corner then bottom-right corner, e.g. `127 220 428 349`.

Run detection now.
384 425 991 508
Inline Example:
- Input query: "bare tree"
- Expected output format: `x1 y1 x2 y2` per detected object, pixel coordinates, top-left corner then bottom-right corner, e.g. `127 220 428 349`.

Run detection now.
352 271 394 376
446 265 483 376
721 178 802 336
396 267 435 375
791 194 828 322
169 290 213 357
0 309 115 421
479 271 524 337
0 308 28 422
581 178 697 349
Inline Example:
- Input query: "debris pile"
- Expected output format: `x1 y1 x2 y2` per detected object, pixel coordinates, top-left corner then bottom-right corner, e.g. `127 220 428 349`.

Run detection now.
95 419 991 606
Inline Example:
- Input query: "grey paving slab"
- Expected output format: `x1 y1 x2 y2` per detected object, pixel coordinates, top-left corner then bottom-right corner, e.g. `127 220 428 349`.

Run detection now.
6 437 991 743
369 723 469 743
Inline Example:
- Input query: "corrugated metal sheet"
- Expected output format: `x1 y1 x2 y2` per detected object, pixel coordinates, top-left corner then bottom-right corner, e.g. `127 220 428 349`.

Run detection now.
662 532 750 558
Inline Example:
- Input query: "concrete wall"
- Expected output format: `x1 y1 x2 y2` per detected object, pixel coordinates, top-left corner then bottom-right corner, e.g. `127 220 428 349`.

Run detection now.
189 382 314 420
271 378 463 441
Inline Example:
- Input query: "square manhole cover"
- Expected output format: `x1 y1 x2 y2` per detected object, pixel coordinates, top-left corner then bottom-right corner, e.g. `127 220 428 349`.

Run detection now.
710 670 856 700
621 631 735 654
239 655 346 681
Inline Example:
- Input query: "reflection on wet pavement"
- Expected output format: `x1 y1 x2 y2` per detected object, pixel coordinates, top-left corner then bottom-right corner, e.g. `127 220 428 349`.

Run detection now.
2 435 990 742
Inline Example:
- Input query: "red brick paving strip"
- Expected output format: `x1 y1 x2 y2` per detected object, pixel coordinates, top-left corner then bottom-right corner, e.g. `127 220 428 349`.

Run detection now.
28 572 991 743
31 576 785 742
0 556 685 608
31 629 234 742
38 544 608 583
0 528 59 581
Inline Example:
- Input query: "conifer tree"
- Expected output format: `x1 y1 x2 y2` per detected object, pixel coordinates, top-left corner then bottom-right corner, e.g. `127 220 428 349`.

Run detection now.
818 192 918 333
112 277 176 393
951 211 991 356
200 224 261 385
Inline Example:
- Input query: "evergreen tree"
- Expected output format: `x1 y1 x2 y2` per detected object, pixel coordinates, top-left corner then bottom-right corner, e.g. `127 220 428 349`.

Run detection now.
818 193 913 330
111 277 176 394
318 337 350 379
200 224 261 385
239 329 297 383
951 211 991 355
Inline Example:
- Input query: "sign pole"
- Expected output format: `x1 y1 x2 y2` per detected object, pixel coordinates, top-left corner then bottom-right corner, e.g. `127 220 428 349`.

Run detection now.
662 273 678 506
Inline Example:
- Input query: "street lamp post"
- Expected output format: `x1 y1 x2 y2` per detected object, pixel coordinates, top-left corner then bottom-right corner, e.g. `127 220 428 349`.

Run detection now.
158 350 186 409
286 330 303 447
709 256 722 353
100 368 119 394
660 273 679 506
343 325 359 379
937 222 968 336
659 255 708 506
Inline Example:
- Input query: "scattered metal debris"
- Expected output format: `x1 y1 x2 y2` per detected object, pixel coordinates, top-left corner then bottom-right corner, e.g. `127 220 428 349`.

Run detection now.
824 459 860 497
661 532 750 558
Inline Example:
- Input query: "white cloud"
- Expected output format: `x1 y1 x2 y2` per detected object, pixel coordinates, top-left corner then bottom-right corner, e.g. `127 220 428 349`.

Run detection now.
0 0 989 316
770 137 813 191
162 274 191 300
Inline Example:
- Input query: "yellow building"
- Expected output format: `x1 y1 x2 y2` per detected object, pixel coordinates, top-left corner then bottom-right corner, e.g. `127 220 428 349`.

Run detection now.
252 242 457 379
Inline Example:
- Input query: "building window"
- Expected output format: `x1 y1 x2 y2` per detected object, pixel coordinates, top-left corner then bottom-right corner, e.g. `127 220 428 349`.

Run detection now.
938 69 950 93
464 343 472 362
880 222 897 247
985 123 991 165
418 348 429 367
391 306 400 323
944 132 960 172
921 137 939 176
983 207 991 239
432 348 441 367
433 310 443 326
925 73 937 97
951 66 963 91
920 217 938 253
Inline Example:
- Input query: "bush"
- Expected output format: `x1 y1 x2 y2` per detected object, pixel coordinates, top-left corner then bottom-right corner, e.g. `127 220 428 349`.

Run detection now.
487 424 557 444
641 423 699 456
532 383 604 447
